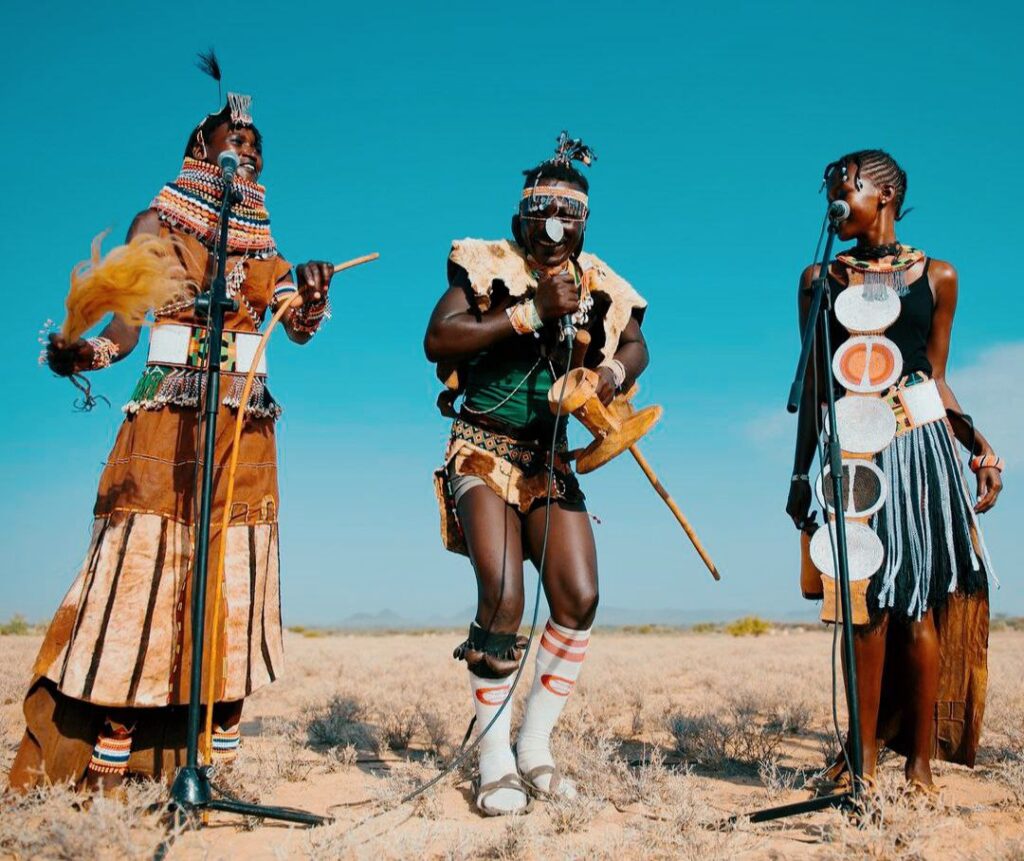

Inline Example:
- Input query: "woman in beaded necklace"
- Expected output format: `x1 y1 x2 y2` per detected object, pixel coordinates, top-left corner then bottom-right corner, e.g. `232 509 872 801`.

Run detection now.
424 133 650 815
9 59 337 792
787 149 1004 793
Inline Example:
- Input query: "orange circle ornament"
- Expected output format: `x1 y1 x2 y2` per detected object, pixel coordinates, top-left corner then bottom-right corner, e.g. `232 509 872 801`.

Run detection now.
832 336 904 394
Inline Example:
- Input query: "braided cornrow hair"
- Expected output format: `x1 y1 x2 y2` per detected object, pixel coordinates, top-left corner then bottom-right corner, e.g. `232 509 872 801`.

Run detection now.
522 130 596 192
823 149 910 221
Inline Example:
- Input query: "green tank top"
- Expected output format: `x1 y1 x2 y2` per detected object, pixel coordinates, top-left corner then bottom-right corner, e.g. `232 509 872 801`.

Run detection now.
462 351 557 433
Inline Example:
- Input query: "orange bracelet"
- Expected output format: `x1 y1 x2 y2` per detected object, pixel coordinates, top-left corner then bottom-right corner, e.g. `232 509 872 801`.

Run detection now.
969 454 1004 473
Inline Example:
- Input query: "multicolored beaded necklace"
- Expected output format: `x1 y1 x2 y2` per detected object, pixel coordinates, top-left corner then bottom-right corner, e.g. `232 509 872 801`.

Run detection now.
151 158 276 258
836 243 925 299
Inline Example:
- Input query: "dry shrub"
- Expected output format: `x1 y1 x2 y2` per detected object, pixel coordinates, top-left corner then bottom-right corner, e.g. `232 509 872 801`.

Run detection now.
996 754 1024 807
305 695 378 752
417 704 456 756
724 616 773 637
546 793 603 834
815 770 947 860
244 716 319 784
668 692 793 768
0 781 175 860
613 746 672 807
378 705 420 752
323 743 359 772
984 690 1024 761
629 689 646 736
478 816 531 861
758 756 811 800
368 760 443 813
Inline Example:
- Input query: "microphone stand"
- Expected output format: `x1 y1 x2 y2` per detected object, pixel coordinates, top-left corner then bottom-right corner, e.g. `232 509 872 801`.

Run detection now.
164 168 328 840
727 211 864 825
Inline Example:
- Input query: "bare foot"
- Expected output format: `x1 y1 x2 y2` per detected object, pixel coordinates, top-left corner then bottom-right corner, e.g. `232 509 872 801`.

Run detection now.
905 758 934 787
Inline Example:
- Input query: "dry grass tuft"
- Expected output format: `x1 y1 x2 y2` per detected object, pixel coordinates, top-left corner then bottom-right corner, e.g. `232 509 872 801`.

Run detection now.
668 691 792 768
304 695 379 752
0 781 176 860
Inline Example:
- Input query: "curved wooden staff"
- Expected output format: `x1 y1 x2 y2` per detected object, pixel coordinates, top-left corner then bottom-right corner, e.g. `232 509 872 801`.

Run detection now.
569 330 720 581
627 444 720 581
201 252 379 763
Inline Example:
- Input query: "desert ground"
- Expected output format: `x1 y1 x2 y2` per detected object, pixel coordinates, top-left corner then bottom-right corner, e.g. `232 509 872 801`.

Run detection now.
2 625 1023 860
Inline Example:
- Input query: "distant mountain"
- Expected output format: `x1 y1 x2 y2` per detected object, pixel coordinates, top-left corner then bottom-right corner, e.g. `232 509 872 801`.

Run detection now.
306 604 820 631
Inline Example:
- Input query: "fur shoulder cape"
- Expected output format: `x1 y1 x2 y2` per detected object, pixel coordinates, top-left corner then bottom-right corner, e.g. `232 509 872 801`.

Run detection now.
447 238 647 364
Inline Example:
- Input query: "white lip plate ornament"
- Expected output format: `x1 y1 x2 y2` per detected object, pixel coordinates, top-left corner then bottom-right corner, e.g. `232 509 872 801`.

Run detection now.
810 520 885 581
834 282 901 334
828 395 898 455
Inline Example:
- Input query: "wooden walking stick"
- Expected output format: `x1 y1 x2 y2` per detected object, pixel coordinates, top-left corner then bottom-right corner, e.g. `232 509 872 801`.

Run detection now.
550 331 720 581
201 252 380 768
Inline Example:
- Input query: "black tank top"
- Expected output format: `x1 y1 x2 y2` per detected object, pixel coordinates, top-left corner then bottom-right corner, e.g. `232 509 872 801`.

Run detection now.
828 258 933 377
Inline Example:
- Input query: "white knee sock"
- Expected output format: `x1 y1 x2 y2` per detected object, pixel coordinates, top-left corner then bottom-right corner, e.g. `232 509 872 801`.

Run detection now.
469 671 528 813
516 620 591 795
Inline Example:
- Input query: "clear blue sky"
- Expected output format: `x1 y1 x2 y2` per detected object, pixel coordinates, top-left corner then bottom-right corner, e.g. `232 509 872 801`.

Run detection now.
2 1 1020 625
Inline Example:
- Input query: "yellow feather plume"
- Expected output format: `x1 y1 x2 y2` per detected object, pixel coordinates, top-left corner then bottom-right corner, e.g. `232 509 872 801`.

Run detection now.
61 232 194 342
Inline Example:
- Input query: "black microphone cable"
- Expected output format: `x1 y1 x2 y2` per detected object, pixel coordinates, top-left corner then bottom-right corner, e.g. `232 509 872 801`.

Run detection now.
391 328 577 807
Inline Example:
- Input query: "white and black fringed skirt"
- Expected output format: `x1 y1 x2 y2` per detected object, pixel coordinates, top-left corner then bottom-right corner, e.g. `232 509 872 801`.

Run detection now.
867 415 993 622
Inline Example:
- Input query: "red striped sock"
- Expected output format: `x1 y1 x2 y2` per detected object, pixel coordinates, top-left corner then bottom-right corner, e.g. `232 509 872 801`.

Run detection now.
516 620 590 795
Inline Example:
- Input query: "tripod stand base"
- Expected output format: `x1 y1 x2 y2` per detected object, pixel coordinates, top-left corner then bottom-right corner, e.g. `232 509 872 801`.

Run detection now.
169 765 212 807
167 764 330 826
728 789 856 825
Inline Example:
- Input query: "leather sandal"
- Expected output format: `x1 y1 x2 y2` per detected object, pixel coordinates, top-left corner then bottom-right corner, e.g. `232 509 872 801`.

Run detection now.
473 773 534 817
519 763 569 799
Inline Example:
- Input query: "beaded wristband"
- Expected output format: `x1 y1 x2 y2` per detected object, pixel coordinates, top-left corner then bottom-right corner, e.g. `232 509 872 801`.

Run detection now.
970 454 1004 474
87 337 119 370
600 358 627 390
291 296 330 336
506 299 543 335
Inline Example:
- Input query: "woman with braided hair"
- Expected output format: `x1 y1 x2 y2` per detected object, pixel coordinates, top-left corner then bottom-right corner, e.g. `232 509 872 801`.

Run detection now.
787 149 1003 793
424 133 649 815
9 57 337 791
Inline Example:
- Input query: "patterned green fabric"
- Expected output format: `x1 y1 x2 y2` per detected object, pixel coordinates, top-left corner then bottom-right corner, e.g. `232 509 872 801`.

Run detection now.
462 353 556 432
128 365 171 403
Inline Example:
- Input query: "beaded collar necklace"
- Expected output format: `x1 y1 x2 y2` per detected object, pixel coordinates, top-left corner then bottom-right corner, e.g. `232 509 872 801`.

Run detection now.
151 158 277 257
835 243 926 298
846 242 903 260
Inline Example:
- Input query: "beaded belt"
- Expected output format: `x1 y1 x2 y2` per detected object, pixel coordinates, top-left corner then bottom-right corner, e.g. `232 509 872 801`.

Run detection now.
450 417 542 469
885 373 945 436
147 323 267 375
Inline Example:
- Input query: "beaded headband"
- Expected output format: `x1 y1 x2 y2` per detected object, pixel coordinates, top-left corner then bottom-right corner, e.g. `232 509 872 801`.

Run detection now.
520 186 589 219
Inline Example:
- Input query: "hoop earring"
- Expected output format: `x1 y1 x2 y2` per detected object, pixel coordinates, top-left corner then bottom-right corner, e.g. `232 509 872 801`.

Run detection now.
196 131 208 159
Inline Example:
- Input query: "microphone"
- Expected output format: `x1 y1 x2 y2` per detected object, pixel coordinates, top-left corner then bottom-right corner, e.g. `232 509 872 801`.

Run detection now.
560 314 577 341
218 150 240 183
828 200 851 223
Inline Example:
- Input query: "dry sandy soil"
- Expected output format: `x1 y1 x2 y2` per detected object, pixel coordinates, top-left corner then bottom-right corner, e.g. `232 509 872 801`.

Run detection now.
2 628 1023 860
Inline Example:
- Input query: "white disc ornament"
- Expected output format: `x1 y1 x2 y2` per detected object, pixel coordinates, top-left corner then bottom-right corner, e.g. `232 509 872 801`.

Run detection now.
816 459 888 519
828 395 897 455
810 520 884 581
544 217 564 243
835 283 901 333
832 336 903 394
